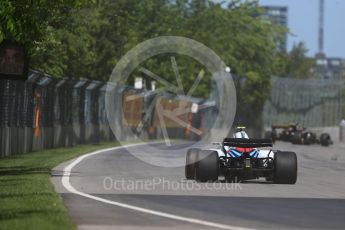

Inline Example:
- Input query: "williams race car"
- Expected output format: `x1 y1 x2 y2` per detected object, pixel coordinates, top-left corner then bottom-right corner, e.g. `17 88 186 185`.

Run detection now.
185 129 297 184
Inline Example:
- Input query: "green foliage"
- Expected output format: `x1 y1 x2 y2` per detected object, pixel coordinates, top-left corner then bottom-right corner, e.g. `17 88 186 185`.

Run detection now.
1 0 287 127
0 0 89 52
30 6 98 78
274 42 314 79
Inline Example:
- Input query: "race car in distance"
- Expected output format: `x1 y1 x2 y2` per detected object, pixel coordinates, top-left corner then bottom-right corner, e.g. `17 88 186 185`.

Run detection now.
185 128 297 184
265 123 332 146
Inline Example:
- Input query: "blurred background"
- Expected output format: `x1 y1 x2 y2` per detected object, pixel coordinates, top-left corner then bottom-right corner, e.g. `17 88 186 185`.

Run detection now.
1 0 344 157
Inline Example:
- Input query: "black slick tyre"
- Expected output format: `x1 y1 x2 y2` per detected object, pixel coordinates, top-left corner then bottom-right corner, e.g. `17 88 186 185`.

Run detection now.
320 133 331 147
185 148 199 179
195 150 219 182
273 151 297 184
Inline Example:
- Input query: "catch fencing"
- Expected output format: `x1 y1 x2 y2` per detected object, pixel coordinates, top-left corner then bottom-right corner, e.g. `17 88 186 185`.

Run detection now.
0 71 210 158
263 76 344 128
0 71 112 157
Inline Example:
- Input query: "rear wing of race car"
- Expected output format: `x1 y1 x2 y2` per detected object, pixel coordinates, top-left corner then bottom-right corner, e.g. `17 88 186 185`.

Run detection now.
223 138 273 148
271 123 298 129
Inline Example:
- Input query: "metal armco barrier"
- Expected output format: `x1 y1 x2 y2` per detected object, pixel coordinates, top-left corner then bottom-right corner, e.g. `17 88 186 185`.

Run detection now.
0 71 115 158
0 70 210 158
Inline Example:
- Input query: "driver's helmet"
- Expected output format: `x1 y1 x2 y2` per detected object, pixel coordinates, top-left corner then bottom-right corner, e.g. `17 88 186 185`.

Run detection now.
227 127 257 157
233 126 249 139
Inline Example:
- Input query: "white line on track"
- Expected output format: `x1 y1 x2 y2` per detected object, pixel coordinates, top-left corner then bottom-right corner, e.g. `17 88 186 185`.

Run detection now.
61 143 253 230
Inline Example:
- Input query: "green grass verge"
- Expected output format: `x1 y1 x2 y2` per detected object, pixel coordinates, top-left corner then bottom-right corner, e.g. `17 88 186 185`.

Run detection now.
0 142 120 230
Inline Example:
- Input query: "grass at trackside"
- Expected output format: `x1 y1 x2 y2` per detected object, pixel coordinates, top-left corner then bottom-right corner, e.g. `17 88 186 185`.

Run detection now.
0 142 120 230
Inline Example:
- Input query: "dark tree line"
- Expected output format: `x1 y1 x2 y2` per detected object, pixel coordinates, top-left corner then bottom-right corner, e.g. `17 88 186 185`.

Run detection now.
2 0 307 129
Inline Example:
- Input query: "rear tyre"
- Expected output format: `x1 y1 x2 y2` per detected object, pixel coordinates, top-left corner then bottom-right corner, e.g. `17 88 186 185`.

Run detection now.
265 176 274 182
302 132 310 145
320 133 331 146
195 150 219 182
291 132 302 144
265 131 276 143
264 130 272 138
185 148 199 179
273 151 297 184
264 131 276 143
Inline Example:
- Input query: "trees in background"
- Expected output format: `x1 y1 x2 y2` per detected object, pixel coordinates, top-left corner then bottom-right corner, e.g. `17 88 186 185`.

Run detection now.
0 0 89 52
274 42 314 79
1 0 288 129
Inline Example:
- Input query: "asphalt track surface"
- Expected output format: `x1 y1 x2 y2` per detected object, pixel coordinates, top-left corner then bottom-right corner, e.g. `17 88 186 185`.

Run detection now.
52 141 345 230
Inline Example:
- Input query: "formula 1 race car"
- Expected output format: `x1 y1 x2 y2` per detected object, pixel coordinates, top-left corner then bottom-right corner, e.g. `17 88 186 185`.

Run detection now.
265 123 332 146
185 129 297 184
